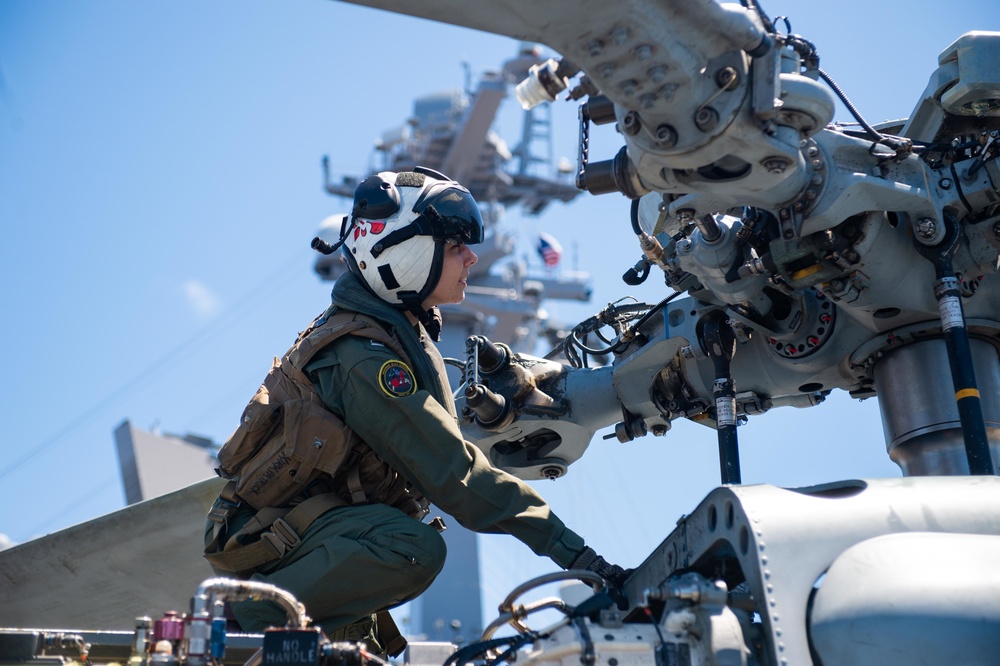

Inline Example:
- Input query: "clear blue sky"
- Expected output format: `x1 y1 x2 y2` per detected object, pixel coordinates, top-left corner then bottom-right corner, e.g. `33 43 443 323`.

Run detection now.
0 0 994 616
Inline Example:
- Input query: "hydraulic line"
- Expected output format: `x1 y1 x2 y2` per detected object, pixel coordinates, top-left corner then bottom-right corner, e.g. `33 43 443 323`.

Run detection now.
193 578 311 628
913 215 996 475
934 271 995 475
702 312 741 484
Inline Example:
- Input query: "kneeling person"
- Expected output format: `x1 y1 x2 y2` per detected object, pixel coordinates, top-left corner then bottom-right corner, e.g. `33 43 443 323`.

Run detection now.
204 167 624 649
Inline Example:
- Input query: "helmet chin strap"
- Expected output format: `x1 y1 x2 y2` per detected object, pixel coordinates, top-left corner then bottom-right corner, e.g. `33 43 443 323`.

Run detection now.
397 292 443 341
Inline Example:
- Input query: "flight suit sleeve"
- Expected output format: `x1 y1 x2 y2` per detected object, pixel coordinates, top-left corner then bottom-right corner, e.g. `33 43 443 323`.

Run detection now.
306 336 587 569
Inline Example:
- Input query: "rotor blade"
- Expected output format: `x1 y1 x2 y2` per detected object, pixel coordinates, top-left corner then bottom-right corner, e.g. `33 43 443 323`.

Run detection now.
335 0 567 44
0 478 225 629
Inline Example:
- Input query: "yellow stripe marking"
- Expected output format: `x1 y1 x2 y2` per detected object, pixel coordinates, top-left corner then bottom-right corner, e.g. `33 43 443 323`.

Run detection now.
792 264 822 282
956 388 980 400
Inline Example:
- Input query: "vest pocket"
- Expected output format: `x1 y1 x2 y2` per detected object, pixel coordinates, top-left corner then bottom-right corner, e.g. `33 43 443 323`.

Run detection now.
231 398 354 510
216 359 283 476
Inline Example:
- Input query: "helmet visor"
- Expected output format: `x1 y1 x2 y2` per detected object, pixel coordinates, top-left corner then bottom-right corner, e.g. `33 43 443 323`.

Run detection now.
413 186 485 245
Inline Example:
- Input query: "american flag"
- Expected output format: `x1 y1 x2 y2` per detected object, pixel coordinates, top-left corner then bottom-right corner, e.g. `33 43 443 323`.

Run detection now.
536 232 563 267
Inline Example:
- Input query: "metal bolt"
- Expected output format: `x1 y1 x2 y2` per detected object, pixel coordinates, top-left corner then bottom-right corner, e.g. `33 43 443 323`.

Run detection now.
807 145 819 157
694 106 719 132
619 79 638 96
762 156 791 174
916 217 938 240
313 439 323 449
677 208 696 223
541 466 563 480
655 124 678 148
622 111 641 135
811 174 823 186
811 159 824 171
612 26 630 46
939 177 953 190
714 66 738 89
648 65 668 83
676 239 691 254
634 44 653 61
659 83 679 100
598 62 616 78
586 39 604 57
640 93 657 109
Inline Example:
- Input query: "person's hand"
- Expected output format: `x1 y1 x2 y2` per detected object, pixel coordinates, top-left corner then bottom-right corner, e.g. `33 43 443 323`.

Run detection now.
569 547 631 607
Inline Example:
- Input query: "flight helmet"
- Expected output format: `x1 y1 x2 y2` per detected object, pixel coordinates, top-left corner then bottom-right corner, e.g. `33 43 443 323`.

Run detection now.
339 166 484 319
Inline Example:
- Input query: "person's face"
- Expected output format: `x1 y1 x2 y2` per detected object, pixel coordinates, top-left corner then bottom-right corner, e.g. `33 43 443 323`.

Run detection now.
424 241 478 308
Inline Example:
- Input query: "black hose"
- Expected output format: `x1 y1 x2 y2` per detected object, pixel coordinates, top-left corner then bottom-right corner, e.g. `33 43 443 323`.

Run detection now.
443 635 531 666
570 329 618 356
816 68 880 141
777 26 910 156
745 0 776 34
630 197 643 235
627 290 684 334
546 301 655 367
595 328 616 345
817 68 912 155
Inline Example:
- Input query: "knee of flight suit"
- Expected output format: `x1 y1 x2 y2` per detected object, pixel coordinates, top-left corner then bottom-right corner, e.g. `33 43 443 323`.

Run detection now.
385 518 448 593
203 504 449 634
345 510 447 601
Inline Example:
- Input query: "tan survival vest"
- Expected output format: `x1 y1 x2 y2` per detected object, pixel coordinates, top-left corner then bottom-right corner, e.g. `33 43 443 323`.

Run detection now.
204 309 429 575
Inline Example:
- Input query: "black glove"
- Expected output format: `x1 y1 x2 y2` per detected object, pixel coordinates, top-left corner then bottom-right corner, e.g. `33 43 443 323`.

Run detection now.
569 547 631 607
570 547 626 581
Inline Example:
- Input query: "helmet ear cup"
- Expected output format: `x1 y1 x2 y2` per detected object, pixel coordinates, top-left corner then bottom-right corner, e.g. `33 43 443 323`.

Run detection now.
352 174 401 219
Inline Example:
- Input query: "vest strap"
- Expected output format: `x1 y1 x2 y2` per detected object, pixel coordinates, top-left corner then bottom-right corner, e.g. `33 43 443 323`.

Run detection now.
204 493 348 574
376 610 407 657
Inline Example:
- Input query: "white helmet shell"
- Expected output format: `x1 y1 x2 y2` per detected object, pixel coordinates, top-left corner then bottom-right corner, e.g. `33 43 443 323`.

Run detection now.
341 168 483 308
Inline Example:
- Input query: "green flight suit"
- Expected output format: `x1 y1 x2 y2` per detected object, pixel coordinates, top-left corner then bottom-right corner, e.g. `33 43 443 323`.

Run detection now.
206 273 586 638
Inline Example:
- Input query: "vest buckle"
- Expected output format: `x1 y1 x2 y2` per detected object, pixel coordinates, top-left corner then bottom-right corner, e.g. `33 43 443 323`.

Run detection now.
261 517 302 557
